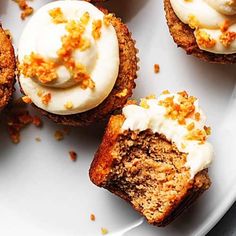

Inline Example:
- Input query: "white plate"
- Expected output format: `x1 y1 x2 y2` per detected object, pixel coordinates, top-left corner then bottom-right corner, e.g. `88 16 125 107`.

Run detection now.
1 0 236 235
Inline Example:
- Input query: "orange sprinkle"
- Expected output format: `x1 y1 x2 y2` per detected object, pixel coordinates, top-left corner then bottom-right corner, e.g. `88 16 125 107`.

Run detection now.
54 130 64 141
90 213 96 221
22 95 32 104
154 64 160 74
92 20 102 40
41 93 51 106
49 7 67 24
69 151 77 162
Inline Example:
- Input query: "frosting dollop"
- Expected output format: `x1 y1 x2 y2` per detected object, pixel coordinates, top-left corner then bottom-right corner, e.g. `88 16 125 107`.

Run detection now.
122 92 213 178
18 1 119 115
170 0 236 54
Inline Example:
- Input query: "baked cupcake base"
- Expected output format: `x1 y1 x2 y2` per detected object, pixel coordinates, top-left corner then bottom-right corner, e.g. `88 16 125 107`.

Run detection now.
28 8 138 126
0 25 15 110
89 115 211 226
164 0 236 64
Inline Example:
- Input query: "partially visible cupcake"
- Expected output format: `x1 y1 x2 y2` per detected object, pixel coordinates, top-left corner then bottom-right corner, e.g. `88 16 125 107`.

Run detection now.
0 25 15 111
164 0 236 63
90 91 213 226
18 1 138 126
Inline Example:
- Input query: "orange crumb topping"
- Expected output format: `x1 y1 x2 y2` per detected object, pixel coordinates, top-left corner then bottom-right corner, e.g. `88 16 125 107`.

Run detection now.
159 91 197 125
49 7 67 24
188 14 200 29
220 20 230 33
14 0 33 20
41 93 52 106
90 213 96 221
20 12 95 92
69 151 77 161
19 52 58 84
195 30 216 49
116 88 128 98
219 31 236 47
54 130 64 141
92 20 102 40
154 64 160 74
22 95 32 104
103 14 113 27
64 101 73 110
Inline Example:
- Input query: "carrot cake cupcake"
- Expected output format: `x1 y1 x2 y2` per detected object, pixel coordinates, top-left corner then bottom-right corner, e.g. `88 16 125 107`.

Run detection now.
0 25 15 111
164 0 236 63
18 1 138 126
90 91 213 226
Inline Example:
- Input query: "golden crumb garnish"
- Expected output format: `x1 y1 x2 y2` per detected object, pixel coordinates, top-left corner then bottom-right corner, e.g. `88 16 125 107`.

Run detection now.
116 88 128 98
187 122 195 131
64 101 73 109
204 126 211 135
195 30 216 49
14 0 33 20
80 12 90 25
220 20 230 32
195 112 201 121
19 52 58 84
125 99 137 106
145 94 156 100
41 93 52 106
54 130 64 141
22 95 32 104
154 64 160 74
140 98 150 109
181 143 186 149
101 228 108 235
185 128 208 144
103 14 113 27
69 151 77 161
188 14 200 29
159 91 197 125
90 213 96 221
49 7 67 24
92 19 102 40
219 31 236 47
37 89 43 97
161 90 170 95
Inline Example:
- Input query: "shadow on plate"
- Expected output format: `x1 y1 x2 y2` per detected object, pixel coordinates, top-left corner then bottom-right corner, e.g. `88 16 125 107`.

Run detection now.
102 0 151 22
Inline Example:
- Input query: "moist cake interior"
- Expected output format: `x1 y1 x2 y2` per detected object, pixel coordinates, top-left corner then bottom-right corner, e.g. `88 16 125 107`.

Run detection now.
106 129 193 224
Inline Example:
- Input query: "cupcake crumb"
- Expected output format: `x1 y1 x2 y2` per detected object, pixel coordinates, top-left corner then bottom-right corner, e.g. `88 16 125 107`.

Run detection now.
101 228 108 235
90 213 96 221
13 0 34 20
154 64 160 74
54 130 64 141
69 151 77 162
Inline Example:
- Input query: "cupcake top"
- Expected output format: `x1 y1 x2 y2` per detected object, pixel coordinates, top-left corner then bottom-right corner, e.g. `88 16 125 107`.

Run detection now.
170 0 236 54
18 1 119 115
122 91 213 178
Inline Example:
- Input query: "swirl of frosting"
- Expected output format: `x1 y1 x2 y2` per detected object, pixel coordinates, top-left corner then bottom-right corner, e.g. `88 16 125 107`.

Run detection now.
170 0 236 54
122 91 213 178
18 1 119 115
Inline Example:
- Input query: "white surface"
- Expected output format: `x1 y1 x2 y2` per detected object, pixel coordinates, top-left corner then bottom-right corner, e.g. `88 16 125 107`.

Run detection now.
0 0 236 235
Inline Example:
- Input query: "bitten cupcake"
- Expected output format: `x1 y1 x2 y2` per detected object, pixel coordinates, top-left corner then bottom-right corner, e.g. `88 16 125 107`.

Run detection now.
18 1 138 126
0 25 15 111
164 0 236 63
90 91 213 226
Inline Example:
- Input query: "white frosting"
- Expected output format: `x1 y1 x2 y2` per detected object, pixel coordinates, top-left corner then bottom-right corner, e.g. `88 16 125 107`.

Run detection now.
18 1 119 115
122 94 213 178
170 0 236 54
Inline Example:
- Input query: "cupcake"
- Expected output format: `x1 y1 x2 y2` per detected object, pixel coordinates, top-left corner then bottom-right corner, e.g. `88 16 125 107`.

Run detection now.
18 1 138 126
164 0 236 63
0 25 15 110
90 91 213 226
